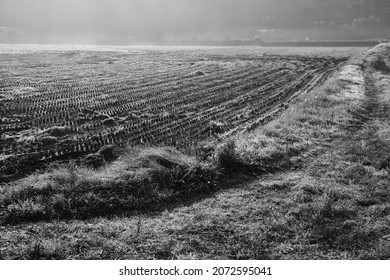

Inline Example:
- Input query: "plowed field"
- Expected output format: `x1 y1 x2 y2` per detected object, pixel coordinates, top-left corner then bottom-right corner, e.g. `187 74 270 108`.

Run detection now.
0 46 351 182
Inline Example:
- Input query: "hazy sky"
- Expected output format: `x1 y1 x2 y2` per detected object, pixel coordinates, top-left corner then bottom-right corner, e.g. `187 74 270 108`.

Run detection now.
0 0 389 44
0 0 280 34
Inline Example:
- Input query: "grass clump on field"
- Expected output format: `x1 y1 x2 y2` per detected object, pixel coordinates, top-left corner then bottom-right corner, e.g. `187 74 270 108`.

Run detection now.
46 126 71 137
371 55 390 73
0 147 219 225
212 140 243 170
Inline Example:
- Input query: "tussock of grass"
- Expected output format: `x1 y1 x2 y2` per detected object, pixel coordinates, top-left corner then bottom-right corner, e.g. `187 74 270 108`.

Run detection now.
0 147 219 225
212 140 243 170
371 55 390 73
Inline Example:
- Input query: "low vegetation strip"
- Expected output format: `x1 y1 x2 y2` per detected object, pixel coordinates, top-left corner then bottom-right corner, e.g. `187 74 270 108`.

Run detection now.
0 147 223 225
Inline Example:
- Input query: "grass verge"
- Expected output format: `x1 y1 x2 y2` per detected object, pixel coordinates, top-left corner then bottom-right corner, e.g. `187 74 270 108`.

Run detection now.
0 147 222 225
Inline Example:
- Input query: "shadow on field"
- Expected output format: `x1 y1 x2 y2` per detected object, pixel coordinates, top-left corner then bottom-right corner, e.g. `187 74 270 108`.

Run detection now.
0 144 265 225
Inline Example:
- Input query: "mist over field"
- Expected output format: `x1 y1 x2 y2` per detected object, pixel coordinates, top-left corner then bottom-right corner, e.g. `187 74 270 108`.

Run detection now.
1 0 390 45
